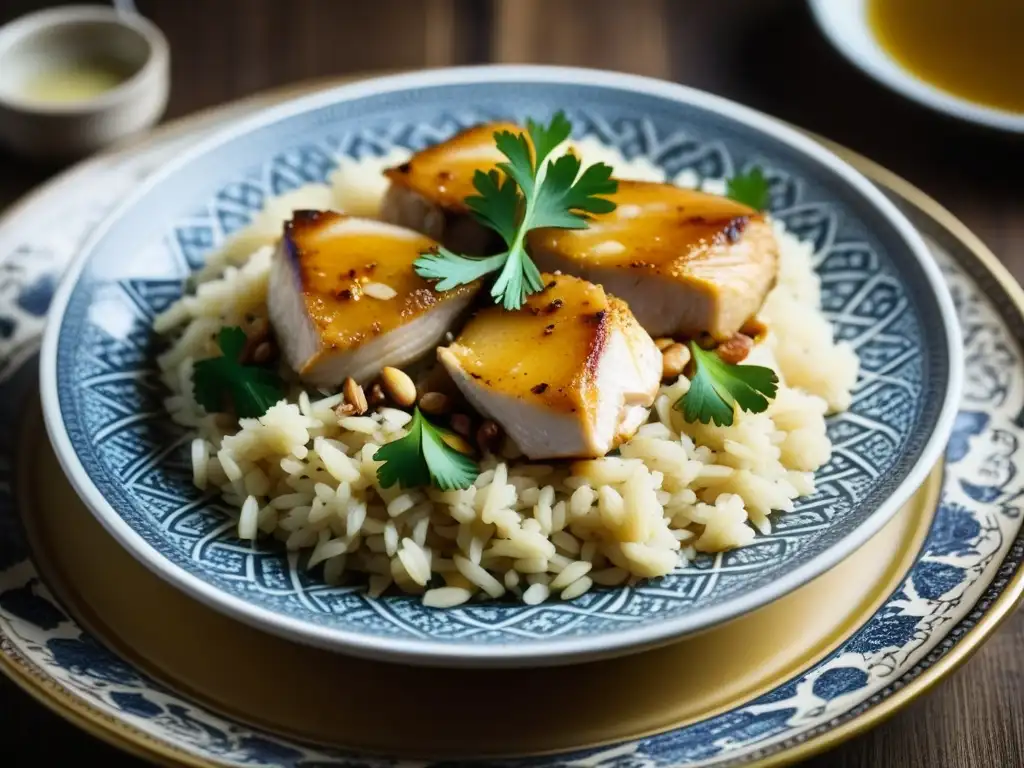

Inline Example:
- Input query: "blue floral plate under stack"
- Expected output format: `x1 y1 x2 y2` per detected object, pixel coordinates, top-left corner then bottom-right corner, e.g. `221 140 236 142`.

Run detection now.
0 72 1020 767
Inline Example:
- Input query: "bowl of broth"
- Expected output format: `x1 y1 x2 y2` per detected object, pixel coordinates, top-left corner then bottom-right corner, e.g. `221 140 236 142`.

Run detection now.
0 4 169 161
809 0 1024 133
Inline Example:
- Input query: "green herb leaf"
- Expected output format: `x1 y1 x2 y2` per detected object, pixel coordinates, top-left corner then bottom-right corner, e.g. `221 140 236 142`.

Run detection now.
413 112 618 310
374 408 479 491
413 246 509 292
489 244 546 311
420 424 479 490
525 111 573 170
531 153 617 230
465 169 520 247
494 129 537 196
675 341 778 427
726 166 771 211
192 326 285 419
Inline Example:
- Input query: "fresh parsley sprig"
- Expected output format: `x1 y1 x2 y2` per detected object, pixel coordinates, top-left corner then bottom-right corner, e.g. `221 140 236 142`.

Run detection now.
726 166 771 211
414 113 618 310
675 341 778 427
193 326 285 419
374 407 479 491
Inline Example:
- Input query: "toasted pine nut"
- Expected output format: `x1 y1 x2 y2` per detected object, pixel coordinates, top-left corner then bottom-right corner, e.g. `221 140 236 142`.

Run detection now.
381 366 417 407
343 377 368 415
419 391 450 415
717 333 754 365
661 343 691 380
654 337 675 351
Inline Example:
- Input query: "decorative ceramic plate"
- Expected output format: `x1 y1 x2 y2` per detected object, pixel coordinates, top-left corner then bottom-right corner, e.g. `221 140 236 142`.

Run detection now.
36 66 963 666
0 79 1021 766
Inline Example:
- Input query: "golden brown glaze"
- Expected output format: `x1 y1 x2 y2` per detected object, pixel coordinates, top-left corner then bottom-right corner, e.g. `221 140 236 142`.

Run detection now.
441 273 621 417
383 122 527 214
527 180 761 272
284 210 478 362
527 180 779 339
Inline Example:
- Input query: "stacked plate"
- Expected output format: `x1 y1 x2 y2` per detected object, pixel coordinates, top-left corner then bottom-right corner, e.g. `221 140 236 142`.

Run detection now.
2 67 1022 767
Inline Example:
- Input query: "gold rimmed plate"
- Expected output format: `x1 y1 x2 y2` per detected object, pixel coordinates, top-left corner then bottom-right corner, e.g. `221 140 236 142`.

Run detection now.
17 401 941 759
0 76 1021 767
37 65 964 667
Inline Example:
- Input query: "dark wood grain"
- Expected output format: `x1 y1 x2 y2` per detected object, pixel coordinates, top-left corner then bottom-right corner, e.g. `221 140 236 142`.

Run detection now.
0 1 1021 766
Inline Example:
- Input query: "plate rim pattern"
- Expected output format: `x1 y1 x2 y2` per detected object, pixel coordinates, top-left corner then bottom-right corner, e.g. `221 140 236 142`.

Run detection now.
0 76 1019 768
36 65 964 665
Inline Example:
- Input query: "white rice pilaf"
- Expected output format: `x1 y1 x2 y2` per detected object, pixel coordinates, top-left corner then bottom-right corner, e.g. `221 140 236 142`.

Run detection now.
153 139 860 606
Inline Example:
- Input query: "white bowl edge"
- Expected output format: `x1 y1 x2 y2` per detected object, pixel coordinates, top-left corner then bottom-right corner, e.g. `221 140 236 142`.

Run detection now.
808 0 1024 133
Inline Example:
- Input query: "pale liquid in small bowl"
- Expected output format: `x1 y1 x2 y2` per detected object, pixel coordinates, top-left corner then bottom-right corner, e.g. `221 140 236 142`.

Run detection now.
15 60 129 105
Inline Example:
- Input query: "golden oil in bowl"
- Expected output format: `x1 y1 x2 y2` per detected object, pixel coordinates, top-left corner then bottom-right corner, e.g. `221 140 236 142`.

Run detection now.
869 0 1024 113
18 59 130 105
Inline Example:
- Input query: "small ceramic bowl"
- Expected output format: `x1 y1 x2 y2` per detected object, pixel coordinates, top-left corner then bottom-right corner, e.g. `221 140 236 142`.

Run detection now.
0 5 169 161
808 0 1024 133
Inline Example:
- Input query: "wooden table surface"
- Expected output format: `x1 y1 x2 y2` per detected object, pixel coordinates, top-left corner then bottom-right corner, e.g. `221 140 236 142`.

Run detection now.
0 1 1021 766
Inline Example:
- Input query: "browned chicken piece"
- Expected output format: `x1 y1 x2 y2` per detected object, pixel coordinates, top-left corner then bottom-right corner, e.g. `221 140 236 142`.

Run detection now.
437 273 662 460
526 180 779 341
380 121 527 256
267 210 481 387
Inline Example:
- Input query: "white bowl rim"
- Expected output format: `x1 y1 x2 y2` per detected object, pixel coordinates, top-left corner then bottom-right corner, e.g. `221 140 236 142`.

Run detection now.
38 64 965 668
0 4 169 115
808 0 1024 134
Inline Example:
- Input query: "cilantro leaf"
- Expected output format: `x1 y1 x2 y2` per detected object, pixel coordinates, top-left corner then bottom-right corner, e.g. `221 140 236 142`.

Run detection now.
526 111 572 169
374 408 479 491
489 242 546 311
675 342 778 427
532 154 617 229
192 326 284 419
413 112 618 310
465 169 520 247
494 129 536 196
421 423 479 490
413 246 509 292
374 419 432 490
217 325 246 359
726 166 771 211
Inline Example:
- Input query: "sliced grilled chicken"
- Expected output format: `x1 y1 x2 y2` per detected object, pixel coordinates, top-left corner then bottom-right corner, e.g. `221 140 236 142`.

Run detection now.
527 180 779 340
437 273 661 460
380 121 527 256
267 210 480 387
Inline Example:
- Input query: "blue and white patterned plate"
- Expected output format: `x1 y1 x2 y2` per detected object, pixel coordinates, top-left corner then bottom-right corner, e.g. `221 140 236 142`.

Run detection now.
37 66 963 666
0 81 1021 766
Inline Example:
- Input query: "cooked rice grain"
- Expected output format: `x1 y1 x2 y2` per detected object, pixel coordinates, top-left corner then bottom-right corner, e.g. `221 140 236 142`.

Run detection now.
156 147 858 606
